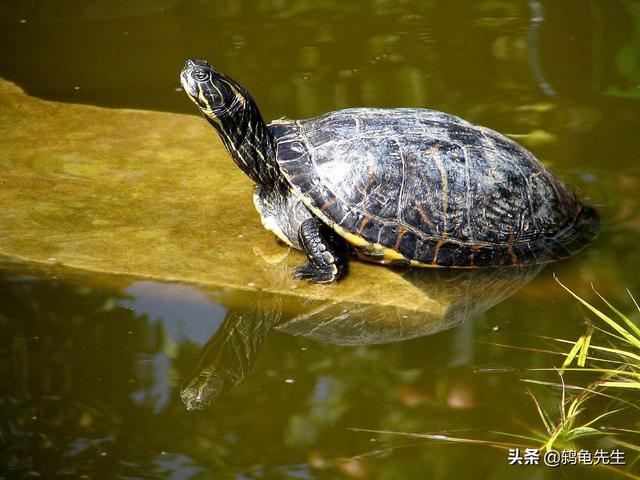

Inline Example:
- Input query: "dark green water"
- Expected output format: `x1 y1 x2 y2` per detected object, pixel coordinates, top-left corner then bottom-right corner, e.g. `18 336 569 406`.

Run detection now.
1 0 640 478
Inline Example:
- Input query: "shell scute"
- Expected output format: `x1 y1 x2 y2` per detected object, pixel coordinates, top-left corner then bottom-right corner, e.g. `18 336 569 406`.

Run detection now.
270 108 597 267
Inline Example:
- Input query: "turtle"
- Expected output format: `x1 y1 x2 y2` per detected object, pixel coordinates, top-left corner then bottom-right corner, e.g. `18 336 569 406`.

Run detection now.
179 59 599 283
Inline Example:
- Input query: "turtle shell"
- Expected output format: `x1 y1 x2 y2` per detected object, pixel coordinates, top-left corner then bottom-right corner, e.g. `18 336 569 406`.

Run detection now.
269 108 598 267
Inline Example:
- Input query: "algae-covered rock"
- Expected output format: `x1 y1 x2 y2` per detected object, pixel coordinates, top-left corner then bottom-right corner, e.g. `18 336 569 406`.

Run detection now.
0 78 542 321
0 78 451 309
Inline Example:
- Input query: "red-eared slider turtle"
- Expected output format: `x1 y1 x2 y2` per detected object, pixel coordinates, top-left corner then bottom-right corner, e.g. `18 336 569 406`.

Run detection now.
180 59 598 283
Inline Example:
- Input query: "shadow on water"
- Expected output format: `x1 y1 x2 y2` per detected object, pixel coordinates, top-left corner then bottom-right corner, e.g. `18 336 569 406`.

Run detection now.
181 265 543 410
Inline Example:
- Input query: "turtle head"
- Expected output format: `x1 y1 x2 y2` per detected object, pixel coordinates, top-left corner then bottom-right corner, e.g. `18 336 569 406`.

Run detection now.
180 58 284 190
180 368 227 411
180 58 248 123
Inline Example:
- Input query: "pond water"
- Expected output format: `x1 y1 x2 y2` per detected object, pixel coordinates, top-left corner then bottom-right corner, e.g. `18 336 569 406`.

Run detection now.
1 1 639 478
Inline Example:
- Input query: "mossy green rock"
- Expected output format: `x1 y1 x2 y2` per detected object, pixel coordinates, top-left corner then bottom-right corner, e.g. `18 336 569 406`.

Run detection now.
0 79 417 303
0 78 540 324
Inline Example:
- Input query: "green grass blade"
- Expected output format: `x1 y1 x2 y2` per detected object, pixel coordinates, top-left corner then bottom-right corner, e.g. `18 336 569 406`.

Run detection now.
600 381 640 389
562 335 584 368
589 323 633 345
610 438 640 477
581 343 640 363
628 289 640 313
581 408 626 429
606 427 640 435
489 430 545 444
578 327 594 367
482 340 623 364
520 379 584 391
349 428 528 449
530 367 640 379
567 426 606 439
593 286 640 339
527 389 553 434
554 275 640 349
544 427 562 451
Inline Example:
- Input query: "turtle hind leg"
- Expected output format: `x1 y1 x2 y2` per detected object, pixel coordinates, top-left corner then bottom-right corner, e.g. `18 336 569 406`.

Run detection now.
293 217 348 283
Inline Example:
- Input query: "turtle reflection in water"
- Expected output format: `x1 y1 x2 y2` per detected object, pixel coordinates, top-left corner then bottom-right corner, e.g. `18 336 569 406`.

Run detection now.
180 59 598 283
181 265 542 410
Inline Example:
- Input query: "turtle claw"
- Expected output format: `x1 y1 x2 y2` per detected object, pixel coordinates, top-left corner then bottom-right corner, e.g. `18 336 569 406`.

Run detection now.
292 264 336 283
292 264 314 279
295 218 347 283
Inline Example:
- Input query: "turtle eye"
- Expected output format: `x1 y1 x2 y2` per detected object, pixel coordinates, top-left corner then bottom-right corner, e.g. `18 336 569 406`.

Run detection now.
193 70 209 81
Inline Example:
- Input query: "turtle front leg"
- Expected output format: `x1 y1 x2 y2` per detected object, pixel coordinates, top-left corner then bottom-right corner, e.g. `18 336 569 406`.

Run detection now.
293 217 347 283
